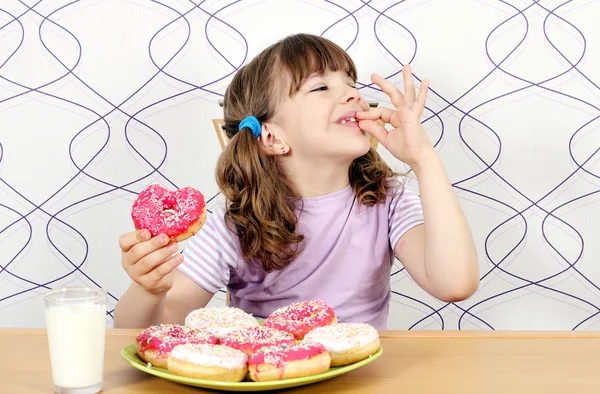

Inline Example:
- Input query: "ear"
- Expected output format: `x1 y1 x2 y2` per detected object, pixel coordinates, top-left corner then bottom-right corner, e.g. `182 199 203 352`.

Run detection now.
258 122 291 156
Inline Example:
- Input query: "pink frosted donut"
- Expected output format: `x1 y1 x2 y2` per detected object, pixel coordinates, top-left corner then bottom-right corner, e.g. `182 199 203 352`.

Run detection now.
264 300 337 340
220 326 297 357
131 184 206 242
135 324 217 368
247 342 331 382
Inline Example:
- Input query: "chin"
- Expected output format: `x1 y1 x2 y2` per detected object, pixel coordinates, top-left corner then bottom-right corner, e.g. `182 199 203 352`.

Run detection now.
336 139 371 162
350 135 372 157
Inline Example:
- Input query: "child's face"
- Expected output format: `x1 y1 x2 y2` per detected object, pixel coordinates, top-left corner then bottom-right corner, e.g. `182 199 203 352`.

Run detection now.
274 69 371 164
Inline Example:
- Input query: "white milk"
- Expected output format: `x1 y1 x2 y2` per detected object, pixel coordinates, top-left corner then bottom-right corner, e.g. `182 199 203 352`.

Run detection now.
45 303 106 389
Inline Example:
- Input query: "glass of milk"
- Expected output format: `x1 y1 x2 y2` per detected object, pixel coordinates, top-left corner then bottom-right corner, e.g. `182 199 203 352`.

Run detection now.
44 287 107 394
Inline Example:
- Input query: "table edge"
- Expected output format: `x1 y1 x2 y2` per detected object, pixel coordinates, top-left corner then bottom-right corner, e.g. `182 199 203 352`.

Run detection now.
3 328 600 338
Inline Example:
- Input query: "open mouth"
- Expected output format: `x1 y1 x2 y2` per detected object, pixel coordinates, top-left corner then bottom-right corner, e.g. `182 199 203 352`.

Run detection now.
338 117 358 125
334 110 362 130
335 110 361 127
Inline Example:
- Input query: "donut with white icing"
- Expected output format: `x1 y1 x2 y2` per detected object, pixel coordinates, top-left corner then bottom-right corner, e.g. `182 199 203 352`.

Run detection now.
167 343 248 382
264 300 337 340
184 307 259 339
302 322 380 366
247 342 330 382
135 324 216 368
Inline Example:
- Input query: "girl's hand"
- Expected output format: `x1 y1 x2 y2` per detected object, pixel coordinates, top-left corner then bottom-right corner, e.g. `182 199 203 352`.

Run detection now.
357 64 435 168
119 229 183 296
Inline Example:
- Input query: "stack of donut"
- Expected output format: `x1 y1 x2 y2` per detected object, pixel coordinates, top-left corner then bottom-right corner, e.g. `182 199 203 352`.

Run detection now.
134 300 380 383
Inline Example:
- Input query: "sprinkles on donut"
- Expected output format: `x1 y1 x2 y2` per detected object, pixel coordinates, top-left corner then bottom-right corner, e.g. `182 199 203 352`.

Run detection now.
302 322 380 366
184 306 259 339
264 300 337 340
132 301 383 383
220 326 297 357
135 324 216 368
131 184 207 242
167 343 248 382
247 342 331 382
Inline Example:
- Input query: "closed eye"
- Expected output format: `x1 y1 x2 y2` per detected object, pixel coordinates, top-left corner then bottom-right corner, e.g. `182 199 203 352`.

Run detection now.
310 86 328 92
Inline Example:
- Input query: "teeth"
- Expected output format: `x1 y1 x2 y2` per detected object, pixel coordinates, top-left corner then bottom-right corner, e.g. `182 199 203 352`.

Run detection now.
339 117 357 125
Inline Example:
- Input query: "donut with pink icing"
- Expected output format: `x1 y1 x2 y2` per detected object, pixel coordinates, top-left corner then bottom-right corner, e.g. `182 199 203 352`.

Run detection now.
131 184 206 242
264 300 337 340
220 326 297 357
247 342 331 382
135 324 216 368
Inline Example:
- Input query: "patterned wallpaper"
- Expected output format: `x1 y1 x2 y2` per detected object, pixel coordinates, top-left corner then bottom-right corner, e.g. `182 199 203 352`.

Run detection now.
1 0 599 330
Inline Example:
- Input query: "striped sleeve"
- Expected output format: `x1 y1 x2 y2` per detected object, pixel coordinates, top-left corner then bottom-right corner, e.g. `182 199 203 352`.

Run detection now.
388 179 425 250
177 209 238 294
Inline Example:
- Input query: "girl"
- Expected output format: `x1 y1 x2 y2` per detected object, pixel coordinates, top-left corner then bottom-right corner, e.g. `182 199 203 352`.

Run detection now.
114 34 479 329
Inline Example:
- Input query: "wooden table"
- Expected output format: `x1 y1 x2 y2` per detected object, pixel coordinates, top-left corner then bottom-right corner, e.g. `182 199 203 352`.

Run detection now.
2 329 600 393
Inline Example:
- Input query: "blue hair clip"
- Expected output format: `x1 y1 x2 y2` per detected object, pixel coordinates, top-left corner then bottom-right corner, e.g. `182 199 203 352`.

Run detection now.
239 116 262 138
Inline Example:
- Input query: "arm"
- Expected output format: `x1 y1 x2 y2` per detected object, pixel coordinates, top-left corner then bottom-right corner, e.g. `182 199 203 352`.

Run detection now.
394 152 479 302
114 270 214 328
357 64 479 302
113 229 216 328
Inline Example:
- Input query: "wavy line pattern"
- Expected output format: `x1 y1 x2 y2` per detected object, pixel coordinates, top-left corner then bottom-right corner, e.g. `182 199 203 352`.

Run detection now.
0 0 599 330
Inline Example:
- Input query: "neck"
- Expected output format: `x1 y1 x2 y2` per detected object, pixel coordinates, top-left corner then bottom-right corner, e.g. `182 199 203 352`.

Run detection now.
280 156 351 198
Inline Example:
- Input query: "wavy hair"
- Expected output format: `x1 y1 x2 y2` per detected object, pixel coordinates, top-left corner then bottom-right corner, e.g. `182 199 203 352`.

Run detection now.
216 34 400 272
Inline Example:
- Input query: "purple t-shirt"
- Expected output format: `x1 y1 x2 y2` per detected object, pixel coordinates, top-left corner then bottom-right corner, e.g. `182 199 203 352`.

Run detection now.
178 179 424 329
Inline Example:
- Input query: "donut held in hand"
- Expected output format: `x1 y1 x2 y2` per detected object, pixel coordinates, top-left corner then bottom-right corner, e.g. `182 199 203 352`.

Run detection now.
131 184 206 242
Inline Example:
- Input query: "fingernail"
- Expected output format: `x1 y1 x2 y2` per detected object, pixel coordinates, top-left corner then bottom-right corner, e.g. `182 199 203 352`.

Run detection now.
169 243 178 252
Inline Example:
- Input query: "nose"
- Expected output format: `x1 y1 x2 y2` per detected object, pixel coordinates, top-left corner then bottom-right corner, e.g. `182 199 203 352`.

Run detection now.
340 85 361 104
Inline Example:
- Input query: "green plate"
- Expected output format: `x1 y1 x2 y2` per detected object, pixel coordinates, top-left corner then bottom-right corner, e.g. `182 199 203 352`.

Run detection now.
121 344 382 392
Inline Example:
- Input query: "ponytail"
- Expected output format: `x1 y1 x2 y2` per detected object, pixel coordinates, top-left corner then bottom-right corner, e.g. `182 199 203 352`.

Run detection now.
216 129 304 272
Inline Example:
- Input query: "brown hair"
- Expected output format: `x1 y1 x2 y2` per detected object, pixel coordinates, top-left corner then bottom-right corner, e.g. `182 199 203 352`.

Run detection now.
216 33 400 272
